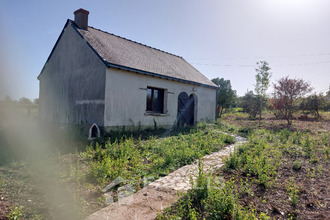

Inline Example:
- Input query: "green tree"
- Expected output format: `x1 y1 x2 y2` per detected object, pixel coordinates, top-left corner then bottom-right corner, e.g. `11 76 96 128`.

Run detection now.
254 61 271 126
240 90 259 119
211 77 237 118
300 93 326 119
33 98 39 105
19 97 33 105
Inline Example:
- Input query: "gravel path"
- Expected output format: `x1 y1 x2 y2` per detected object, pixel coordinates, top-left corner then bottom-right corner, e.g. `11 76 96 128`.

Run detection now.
86 135 246 220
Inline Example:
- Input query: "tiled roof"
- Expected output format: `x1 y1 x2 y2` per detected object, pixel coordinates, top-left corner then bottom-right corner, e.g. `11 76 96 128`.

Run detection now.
72 21 216 88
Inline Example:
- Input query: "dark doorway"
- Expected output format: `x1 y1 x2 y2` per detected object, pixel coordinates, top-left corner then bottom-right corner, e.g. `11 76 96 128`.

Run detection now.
88 123 100 140
91 125 99 138
177 92 195 127
188 94 195 125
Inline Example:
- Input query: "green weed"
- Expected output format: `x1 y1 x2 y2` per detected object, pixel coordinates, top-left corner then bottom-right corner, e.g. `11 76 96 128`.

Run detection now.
7 206 24 220
259 212 271 220
224 152 240 170
287 178 299 207
293 160 302 171
279 129 291 144
224 130 281 188
318 165 323 176
157 162 263 219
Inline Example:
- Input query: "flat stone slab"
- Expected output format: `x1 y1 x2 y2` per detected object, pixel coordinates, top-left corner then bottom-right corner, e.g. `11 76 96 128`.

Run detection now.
147 143 236 192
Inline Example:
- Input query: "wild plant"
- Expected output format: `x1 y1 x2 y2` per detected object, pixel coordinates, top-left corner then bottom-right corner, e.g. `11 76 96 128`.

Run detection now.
86 155 115 184
292 160 302 171
69 159 83 184
279 129 291 144
224 152 240 171
287 178 299 207
311 168 316 178
7 206 24 220
240 178 252 196
243 154 255 176
225 130 280 187
259 212 271 220
291 131 302 144
303 134 312 157
321 133 329 146
158 165 260 219
318 165 323 176
309 152 319 164
204 180 239 219
323 146 329 159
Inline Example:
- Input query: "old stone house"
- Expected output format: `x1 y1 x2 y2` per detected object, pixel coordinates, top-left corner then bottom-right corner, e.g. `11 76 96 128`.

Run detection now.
38 9 217 137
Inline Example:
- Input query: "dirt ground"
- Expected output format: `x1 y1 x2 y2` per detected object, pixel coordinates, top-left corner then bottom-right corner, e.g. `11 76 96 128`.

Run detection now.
220 112 330 219
86 187 178 220
220 153 329 219
222 112 330 133
0 198 10 220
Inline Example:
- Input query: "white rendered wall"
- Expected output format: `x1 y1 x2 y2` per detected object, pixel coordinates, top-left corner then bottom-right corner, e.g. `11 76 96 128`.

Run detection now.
104 68 216 129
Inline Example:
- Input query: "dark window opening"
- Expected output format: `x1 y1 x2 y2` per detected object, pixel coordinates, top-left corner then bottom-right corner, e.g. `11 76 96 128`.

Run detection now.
91 125 98 138
146 87 164 113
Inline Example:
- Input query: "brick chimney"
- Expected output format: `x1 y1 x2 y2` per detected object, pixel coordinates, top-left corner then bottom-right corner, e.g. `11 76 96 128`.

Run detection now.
74 8 89 30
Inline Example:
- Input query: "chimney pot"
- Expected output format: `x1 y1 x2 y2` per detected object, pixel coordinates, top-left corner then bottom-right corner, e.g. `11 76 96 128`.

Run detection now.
74 8 89 30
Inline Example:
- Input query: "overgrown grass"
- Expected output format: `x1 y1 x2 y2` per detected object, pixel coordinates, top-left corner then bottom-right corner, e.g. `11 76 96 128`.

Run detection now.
224 129 282 187
80 126 235 186
157 159 269 220
157 124 329 219
55 123 236 216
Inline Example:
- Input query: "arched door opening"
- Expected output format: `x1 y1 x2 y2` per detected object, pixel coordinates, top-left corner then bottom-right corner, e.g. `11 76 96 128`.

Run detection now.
188 94 195 125
177 92 195 127
88 123 100 140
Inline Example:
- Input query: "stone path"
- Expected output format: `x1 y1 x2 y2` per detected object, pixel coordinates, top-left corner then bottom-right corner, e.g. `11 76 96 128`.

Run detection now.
86 134 247 220
148 134 247 192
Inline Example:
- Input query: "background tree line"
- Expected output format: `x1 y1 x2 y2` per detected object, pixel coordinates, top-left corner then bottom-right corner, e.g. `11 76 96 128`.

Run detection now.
0 96 39 121
212 61 330 125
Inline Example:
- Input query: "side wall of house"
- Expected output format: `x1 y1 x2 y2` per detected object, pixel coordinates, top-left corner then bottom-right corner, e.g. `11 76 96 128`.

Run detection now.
104 68 216 129
38 24 106 126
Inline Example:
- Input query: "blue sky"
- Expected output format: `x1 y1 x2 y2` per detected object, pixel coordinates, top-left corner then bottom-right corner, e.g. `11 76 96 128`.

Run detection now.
1 0 330 100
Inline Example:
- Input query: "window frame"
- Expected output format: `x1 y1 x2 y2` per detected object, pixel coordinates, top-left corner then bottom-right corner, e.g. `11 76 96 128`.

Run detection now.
146 87 165 113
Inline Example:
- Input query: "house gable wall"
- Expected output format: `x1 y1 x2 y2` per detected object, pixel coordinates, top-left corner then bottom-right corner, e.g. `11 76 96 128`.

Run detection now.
104 68 216 129
38 23 106 125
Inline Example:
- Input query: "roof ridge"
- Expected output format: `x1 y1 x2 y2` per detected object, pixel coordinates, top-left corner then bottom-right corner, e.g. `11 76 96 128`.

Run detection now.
87 25 183 59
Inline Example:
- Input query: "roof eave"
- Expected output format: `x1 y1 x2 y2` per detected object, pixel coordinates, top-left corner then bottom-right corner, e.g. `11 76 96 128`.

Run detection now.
105 62 217 89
